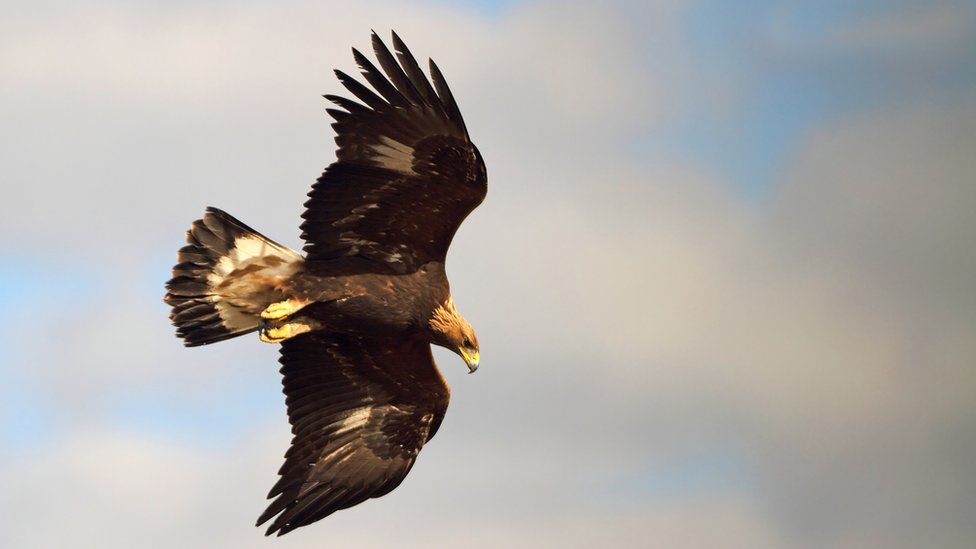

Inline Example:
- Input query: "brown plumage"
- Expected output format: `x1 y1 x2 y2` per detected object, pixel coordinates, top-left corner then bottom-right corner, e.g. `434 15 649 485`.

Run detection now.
162 31 486 536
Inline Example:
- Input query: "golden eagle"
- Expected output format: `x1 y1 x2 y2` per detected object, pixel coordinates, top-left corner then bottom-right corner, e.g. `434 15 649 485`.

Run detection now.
163 31 486 536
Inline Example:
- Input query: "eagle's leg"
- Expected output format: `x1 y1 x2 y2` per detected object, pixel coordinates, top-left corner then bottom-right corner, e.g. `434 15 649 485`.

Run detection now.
260 298 311 321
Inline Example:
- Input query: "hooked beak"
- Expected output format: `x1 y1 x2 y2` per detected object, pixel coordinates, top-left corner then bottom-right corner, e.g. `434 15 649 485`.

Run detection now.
460 348 480 374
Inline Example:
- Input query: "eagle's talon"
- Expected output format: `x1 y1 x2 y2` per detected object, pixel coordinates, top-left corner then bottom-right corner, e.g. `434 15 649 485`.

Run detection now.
261 300 304 321
259 321 313 343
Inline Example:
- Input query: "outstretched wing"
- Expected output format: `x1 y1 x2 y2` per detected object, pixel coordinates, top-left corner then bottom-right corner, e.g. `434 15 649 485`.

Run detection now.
301 31 487 275
257 333 450 536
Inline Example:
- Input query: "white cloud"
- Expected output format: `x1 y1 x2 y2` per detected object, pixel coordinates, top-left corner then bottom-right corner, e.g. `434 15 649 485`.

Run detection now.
761 2 976 58
825 2 976 54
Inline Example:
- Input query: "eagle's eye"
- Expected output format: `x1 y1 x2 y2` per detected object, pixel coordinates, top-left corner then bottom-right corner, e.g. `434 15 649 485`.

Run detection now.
462 336 473 348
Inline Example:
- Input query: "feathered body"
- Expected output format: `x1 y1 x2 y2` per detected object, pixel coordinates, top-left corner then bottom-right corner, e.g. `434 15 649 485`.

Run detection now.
163 31 486 536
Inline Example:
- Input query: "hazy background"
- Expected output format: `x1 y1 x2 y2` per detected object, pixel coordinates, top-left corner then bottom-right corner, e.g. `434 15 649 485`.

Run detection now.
1 1 974 547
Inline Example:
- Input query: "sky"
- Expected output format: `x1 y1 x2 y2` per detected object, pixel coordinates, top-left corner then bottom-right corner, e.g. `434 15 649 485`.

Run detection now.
0 0 974 547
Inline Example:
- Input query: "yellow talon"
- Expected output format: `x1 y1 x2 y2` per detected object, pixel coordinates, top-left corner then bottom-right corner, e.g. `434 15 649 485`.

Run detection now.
259 321 313 343
261 298 309 320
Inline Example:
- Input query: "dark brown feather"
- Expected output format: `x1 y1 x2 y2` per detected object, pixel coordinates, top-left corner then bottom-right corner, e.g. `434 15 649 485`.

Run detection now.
391 30 442 111
353 47 409 108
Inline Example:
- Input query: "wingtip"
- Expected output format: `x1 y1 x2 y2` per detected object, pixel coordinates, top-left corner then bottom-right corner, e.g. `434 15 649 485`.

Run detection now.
255 508 277 530
390 29 406 51
334 69 356 87
351 47 368 67
261 517 291 537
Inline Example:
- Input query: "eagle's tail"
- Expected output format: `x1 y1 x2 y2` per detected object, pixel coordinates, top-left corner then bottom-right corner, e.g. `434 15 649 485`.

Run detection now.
164 207 303 347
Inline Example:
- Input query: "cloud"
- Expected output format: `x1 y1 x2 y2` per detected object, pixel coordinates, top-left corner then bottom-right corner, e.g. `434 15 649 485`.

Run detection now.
1 1 974 548
825 2 976 54
760 2 976 57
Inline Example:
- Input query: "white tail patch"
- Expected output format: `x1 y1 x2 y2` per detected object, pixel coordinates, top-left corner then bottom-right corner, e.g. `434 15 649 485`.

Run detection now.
207 236 303 331
208 235 301 287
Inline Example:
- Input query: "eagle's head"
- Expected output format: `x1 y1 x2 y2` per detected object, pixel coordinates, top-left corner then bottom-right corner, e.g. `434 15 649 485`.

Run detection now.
429 297 480 373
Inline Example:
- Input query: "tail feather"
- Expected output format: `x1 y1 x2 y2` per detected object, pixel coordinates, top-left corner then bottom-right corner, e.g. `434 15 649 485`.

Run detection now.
164 207 303 347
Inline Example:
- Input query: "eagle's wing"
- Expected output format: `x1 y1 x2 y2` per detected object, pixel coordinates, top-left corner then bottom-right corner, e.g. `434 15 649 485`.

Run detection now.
257 333 450 536
301 31 487 275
